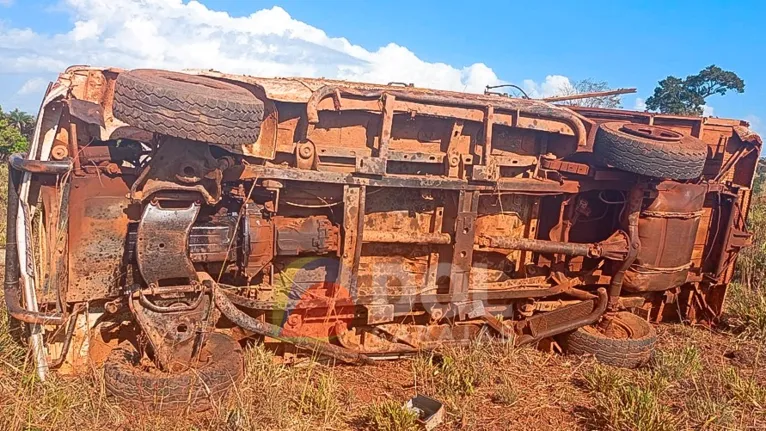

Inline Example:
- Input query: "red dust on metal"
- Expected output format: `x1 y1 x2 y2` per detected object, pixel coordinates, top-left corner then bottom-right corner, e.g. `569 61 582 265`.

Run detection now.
4 66 761 409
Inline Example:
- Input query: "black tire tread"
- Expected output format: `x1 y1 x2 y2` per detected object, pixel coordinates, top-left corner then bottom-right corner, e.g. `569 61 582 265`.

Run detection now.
560 311 657 369
113 70 264 146
593 122 707 180
104 333 244 412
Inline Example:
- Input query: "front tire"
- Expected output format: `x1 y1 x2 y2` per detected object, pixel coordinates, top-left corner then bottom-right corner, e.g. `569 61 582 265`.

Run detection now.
559 311 657 368
104 332 244 412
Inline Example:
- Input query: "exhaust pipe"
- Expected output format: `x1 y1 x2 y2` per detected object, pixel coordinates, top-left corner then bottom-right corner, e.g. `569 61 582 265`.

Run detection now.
212 286 373 365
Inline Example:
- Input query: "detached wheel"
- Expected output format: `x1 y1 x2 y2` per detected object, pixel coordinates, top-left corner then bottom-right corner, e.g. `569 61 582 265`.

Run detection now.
113 69 264 146
559 311 657 369
593 122 707 180
104 333 244 412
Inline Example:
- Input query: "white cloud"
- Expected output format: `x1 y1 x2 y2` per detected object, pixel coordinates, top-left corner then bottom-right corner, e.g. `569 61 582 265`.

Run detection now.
16 77 48 95
0 0 513 94
0 0 14 6
701 105 715 117
745 115 762 135
633 97 646 111
522 75 572 99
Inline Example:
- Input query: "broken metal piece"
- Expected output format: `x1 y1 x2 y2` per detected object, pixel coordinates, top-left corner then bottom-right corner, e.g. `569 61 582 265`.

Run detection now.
406 395 445 431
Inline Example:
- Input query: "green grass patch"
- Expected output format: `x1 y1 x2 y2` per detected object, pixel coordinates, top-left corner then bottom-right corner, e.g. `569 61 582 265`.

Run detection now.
363 399 420 431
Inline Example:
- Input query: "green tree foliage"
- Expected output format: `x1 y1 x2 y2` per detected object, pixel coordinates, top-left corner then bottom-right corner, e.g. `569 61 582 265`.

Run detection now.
0 106 30 159
645 65 744 116
6 108 35 141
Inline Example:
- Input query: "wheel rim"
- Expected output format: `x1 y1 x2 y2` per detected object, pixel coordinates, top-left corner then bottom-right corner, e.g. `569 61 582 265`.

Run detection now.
600 316 635 339
582 312 651 340
620 123 683 142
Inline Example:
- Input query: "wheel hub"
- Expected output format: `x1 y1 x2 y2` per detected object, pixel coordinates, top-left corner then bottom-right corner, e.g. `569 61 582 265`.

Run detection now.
620 123 683 142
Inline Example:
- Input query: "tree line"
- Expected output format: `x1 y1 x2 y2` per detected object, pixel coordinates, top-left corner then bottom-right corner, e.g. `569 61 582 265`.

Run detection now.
0 106 33 159
556 65 744 116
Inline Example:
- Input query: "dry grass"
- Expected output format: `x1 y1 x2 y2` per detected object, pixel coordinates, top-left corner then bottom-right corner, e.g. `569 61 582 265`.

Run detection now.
576 329 766 430
3 298 766 430
363 399 420 431
0 163 8 246
4 288 766 431
724 282 766 342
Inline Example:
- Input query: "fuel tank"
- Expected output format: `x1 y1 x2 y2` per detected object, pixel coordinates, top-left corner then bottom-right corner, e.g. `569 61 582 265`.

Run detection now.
623 182 706 292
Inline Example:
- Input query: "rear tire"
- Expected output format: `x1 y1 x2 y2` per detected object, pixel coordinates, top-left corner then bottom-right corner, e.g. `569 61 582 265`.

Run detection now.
104 332 244 412
559 311 657 369
113 69 264 146
593 121 707 180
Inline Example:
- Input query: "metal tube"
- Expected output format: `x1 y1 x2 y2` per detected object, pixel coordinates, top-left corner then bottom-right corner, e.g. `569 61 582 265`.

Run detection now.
213 287 373 365
9 153 73 175
3 165 65 325
306 86 588 147
608 185 643 310
221 282 576 311
478 235 594 257
515 288 608 346
68 113 81 173
362 230 452 245
714 193 738 279
49 304 85 369
541 88 636 103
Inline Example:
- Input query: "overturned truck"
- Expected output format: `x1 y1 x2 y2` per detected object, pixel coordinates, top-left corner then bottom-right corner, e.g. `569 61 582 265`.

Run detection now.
4 66 761 409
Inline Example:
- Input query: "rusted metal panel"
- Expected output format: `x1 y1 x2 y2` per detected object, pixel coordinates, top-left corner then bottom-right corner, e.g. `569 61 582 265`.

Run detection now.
449 190 479 294
338 185 365 297
67 175 133 302
14 65 765 378
274 216 339 256
136 201 200 286
229 164 582 193
623 182 706 293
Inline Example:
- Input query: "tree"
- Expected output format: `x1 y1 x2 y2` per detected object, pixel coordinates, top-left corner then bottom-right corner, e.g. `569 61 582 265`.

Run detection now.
555 79 623 109
0 106 29 159
5 108 35 141
645 65 744 116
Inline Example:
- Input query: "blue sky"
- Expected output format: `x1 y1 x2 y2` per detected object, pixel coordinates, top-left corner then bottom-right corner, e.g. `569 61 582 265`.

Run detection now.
0 0 763 134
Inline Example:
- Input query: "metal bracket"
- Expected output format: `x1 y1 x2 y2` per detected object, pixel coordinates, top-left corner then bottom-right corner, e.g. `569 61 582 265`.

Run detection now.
355 156 387 175
354 93 395 176
130 138 224 205
449 190 479 294
455 300 486 319
136 200 200 287
130 287 212 371
337 185 366 298
296 141 318 170
471 163 499 182
727 229 753 251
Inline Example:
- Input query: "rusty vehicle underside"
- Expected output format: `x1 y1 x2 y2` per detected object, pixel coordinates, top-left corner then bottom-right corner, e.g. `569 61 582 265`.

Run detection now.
4 66 762 407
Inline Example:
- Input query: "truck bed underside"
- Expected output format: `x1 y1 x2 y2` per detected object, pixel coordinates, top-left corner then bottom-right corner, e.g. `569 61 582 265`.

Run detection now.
5 67 761 375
